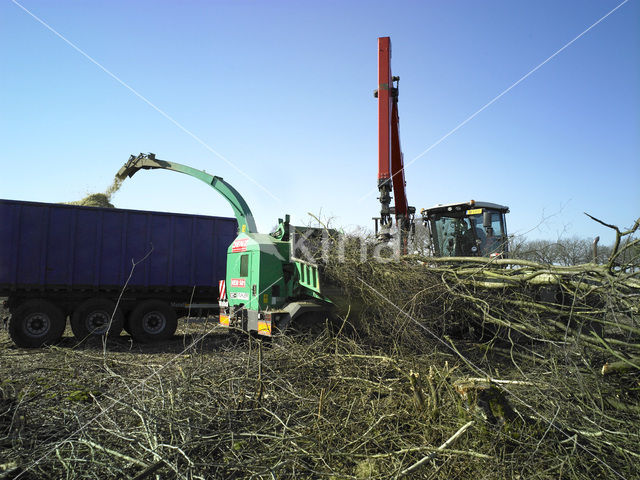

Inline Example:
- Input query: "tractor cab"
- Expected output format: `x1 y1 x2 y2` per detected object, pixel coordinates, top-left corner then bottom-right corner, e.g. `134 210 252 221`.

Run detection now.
421 201 509 258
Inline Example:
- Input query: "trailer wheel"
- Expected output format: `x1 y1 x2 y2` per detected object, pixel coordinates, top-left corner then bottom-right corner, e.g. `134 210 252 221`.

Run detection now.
9 299 66 348
70 298 124 342
128 300 177 343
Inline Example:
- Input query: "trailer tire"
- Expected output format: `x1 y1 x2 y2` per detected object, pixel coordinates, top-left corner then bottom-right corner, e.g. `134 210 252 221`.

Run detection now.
128 300 177 343
9 299 66 348
70 298 124 342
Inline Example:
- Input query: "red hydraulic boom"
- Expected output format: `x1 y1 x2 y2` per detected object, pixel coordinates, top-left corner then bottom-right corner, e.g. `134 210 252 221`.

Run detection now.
374 36 415 251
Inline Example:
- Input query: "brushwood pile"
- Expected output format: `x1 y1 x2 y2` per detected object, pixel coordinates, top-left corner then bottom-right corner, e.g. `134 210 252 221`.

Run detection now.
0 218 638 479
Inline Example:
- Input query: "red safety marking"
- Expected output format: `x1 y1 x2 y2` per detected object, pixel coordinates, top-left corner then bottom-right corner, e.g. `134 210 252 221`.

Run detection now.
219 280 226 300
230 278 246 288
231 238 249 253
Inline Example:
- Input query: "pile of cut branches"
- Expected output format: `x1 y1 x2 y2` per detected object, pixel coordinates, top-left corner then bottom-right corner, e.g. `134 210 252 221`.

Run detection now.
321 217 639 373
1 327 638 479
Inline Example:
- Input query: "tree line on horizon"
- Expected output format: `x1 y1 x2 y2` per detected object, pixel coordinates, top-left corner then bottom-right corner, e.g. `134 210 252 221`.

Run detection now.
510 235 639 267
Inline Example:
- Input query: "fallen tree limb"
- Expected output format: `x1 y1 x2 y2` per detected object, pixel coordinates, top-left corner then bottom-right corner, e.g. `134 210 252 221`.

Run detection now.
601 357 640 375
129 460 167 480
359 446 491 460
398 421 475 477
78 439 147 468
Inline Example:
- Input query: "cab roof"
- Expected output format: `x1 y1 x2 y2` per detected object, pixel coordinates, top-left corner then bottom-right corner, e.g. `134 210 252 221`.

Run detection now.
421 201 509 215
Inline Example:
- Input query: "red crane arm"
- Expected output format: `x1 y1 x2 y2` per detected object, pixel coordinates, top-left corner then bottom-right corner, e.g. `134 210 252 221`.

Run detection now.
390 99 409 217
378 36 393 184
377 36 410 227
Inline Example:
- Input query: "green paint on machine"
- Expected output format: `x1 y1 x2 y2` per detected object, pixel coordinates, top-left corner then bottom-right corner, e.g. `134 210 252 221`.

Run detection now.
223 221 333 334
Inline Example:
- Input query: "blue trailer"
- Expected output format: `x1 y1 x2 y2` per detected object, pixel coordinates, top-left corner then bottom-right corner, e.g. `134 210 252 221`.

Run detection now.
0 199 237 347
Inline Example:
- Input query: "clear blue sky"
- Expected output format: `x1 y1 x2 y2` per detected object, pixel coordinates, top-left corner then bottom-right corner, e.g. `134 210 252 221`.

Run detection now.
1 0 638 245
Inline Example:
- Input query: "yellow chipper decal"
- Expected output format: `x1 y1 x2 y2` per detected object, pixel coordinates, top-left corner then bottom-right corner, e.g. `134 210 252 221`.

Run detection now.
466 208 483 215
